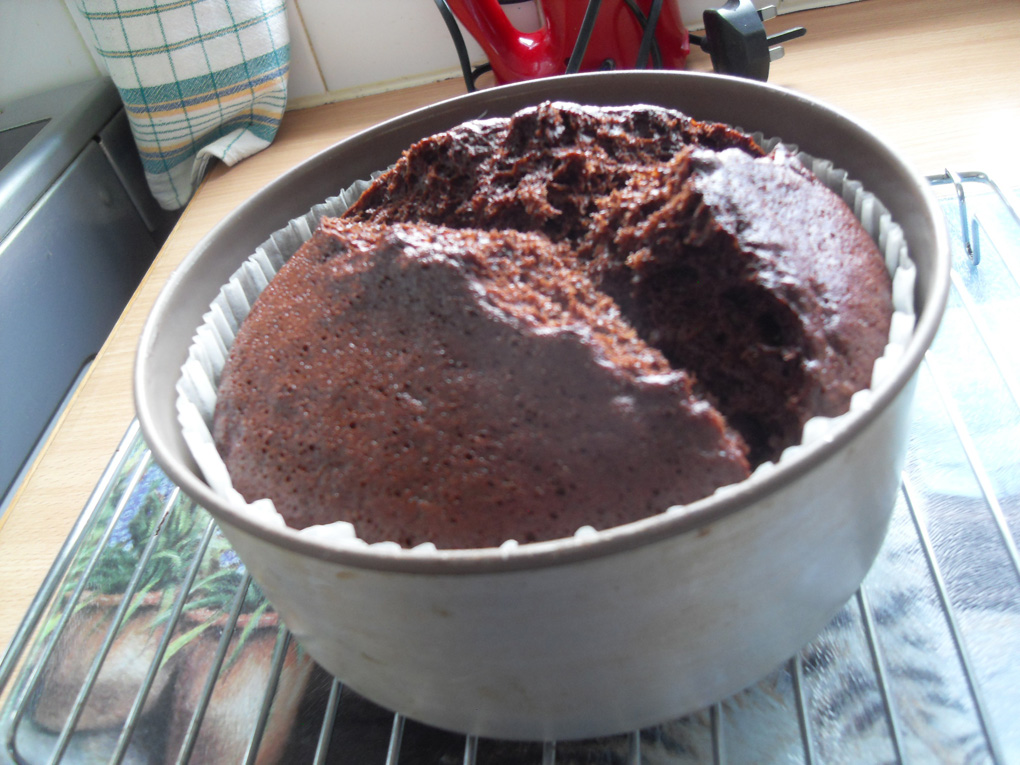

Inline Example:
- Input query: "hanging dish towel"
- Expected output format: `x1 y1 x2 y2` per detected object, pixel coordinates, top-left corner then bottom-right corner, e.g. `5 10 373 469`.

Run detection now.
76 0 290 210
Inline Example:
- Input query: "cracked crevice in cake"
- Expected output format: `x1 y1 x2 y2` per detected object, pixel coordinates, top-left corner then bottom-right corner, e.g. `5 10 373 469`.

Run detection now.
212 101 892 549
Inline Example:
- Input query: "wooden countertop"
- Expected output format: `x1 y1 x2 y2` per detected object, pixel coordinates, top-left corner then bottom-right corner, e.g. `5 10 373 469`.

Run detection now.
2 0 1019 653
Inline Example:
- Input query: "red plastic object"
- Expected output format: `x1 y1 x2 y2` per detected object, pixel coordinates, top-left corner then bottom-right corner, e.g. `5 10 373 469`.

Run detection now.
444 0 690 84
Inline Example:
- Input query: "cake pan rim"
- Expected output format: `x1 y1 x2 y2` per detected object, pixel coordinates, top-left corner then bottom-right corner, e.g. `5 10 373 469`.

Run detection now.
135 69 950 574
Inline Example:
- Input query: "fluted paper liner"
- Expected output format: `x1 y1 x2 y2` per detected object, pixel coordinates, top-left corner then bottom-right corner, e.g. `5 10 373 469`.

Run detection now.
176 140 917 554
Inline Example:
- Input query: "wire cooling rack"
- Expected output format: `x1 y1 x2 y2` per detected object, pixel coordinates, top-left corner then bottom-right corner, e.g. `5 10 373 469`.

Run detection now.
1 173 1019 764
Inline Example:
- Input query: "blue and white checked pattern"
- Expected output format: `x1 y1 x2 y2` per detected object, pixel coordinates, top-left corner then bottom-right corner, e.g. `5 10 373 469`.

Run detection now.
78 0 290 209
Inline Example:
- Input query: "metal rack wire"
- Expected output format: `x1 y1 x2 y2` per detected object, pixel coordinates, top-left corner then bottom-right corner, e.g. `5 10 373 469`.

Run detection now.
1 173 1018 764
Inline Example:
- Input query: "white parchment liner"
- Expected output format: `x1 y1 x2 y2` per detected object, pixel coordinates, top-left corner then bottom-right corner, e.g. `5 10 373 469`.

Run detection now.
176 137 917 555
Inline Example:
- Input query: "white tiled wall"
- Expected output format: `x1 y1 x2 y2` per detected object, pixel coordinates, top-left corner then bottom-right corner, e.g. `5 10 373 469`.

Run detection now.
0 0 102 105
0 0 859 111
287 0 484 103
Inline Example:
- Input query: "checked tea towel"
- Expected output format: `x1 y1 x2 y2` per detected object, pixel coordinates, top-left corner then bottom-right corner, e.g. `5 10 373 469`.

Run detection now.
77 0 290 209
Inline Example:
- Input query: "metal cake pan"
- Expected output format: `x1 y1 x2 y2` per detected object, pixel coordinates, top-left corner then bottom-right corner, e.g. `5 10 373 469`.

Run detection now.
135 71 950 740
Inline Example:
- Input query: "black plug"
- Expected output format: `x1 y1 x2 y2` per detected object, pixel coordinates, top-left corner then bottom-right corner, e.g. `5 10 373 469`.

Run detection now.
690 1 806 81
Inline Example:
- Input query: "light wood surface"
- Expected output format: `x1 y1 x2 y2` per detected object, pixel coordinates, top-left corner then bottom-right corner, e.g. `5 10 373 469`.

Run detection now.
2 0 1019 653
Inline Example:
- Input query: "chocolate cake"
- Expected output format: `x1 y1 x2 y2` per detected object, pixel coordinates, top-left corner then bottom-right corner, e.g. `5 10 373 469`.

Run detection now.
583 145 892 464
212 101 893 549
213 221 751 548
344 101 763 242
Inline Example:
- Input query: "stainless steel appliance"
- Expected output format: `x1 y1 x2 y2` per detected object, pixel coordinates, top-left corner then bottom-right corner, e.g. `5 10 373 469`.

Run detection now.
0 79 179 515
